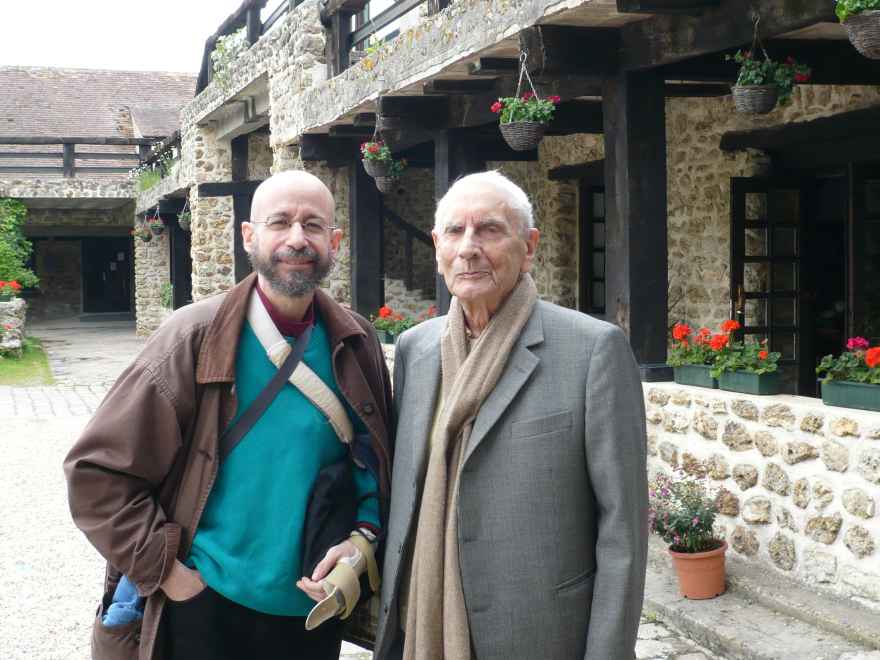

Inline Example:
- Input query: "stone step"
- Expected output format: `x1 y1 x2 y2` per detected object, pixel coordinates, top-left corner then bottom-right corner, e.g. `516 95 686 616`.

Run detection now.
645 536 880 660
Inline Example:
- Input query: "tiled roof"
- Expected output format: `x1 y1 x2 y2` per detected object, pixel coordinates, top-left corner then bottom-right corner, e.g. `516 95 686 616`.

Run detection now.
0 66 196 139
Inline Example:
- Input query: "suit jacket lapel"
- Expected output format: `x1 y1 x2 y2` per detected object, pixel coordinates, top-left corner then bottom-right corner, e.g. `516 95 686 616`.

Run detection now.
463 306 544 465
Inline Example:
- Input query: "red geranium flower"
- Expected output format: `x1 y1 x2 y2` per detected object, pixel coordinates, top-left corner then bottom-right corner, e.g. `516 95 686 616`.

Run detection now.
794 72 810 83
378 306 392 318
367 145 379 154
866 347 880 369
758 350 769 360
710 334 730 351
521 91 535 101
9 281 20 290
548 95 561 104
672 323 691 342
720 319 741 333
490 101 504 114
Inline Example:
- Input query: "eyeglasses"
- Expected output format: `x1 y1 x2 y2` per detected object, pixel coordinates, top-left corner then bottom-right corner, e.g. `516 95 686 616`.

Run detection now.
249 216 337 237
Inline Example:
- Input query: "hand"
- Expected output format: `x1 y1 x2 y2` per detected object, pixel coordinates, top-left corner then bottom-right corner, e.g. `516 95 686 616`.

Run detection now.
296 539 358 603
161 559 205 602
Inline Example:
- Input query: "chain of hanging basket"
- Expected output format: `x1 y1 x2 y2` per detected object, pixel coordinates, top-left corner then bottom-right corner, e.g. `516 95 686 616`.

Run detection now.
499 51 547 151
177 197 191 232
731 13 779 114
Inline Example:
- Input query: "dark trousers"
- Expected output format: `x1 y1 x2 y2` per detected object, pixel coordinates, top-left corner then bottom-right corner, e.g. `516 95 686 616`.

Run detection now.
162 586 343 660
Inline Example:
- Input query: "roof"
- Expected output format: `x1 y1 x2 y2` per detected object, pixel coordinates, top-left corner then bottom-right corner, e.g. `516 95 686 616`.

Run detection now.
0 66 196 140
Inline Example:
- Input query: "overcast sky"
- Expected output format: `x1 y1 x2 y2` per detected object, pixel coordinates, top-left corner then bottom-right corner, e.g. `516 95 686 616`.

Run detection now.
0 1 272 73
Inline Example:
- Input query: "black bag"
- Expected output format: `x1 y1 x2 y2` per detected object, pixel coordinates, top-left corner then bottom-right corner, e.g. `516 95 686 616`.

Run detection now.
301 459 358 578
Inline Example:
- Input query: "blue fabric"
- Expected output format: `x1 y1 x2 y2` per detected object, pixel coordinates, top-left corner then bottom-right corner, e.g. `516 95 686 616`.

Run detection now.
185 315 380 616
102 575 144 626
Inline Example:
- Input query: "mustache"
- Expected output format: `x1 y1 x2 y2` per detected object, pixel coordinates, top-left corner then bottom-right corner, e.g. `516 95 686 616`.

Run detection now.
271 247 318 263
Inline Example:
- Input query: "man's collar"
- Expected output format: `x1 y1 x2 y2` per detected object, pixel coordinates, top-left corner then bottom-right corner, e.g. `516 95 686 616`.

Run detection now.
255 281 314 338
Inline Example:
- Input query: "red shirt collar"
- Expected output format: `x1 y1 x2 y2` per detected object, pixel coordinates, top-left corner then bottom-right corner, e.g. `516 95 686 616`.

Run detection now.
255 282 315 338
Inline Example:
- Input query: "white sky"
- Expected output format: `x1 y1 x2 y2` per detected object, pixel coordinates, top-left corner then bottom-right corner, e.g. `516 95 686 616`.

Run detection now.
0 1 279 73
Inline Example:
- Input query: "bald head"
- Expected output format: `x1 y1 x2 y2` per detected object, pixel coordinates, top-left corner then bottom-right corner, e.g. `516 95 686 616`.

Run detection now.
250 170 335 222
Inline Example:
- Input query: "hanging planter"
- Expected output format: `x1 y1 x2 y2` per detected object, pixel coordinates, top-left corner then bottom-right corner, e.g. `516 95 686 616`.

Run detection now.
147 215 165 236
727 15 811 115
492 52 560 151
360 139 407 194
374 176 398 194
177 199 191 232
131 227 152 243
838 1 880 59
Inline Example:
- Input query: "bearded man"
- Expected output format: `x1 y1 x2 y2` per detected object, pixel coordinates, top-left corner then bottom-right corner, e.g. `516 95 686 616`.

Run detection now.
65 170 392 660
374 170 648 660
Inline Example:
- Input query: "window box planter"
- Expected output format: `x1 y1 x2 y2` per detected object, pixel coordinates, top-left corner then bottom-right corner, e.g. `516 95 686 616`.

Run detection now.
376 330 396 345
673 365 717 389
718 370 780 395
821 380 880 412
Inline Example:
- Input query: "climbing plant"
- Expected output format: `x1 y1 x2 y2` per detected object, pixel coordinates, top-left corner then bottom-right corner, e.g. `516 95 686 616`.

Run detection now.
0 199 38 288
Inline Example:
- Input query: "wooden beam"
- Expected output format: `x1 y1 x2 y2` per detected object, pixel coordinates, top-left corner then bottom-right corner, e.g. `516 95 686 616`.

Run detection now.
329 125 375 137
423 78 498 94
378 95 449 121
322 0 370 16
198 181 262 197
350 159 384 316
545 100 604 135
620 0 836 70
62 144 75 178
246 4 262 45
602 70 670 379
158 199 186 214
468 58 519 76
0 137 155 145
328 10 354 76
548 159 605 182
231 134 249 182
233 193 254 282
353 113 376 126
520 26 620 77
617 0 720 13
299 134 359 166
664 82 731 97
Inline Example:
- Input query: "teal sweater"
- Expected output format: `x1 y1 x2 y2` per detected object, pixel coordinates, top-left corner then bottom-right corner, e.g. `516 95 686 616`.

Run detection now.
187 317 380 616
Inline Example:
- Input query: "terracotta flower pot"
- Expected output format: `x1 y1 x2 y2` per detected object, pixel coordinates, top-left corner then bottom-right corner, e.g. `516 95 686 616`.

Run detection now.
668 541 727 599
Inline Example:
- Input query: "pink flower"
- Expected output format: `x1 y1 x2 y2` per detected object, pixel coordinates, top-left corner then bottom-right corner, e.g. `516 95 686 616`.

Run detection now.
548 95 561 104
490 101 503 114
692 516 700 527
847 336 870 351
521 91 535 101
794 72 810 83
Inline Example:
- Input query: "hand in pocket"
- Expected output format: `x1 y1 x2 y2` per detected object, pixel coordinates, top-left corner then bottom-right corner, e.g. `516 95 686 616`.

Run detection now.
161 560 206 602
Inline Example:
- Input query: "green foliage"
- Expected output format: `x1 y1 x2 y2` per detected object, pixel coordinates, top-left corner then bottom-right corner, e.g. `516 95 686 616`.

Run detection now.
649 471 723 554
836 0 880 22
135 169 164 192
211 27 249 90
371 304 437 336
0 337 54 384
728 50 811 106
160 282 173 309
360 140 393 163
491 92 560 124
817 343 880 385
667 324 716 367
710 339 781 379
0 199 38 288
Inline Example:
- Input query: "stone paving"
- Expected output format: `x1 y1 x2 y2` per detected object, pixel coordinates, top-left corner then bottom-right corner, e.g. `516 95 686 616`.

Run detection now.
2 317 727 660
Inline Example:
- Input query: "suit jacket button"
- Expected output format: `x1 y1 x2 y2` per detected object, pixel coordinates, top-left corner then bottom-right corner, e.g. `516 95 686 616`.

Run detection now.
362 402 375 414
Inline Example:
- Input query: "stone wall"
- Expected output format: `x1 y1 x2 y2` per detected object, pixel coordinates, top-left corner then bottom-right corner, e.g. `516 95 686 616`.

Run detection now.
0 178 134 200
30 240 82 320
134 231 171 335
645 382 880 608
0 298 27 358
248 132 273 181
24 206 132 229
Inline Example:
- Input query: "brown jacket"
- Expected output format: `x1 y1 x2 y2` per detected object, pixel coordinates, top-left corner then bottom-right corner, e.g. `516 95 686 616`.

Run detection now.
64 273 393 660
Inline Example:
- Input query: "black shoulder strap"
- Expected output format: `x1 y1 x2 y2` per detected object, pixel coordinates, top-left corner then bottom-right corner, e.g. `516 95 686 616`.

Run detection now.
218 325 313 463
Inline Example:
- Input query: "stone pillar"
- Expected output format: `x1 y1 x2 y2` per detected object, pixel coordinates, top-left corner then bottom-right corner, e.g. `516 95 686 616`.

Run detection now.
134 227 171 336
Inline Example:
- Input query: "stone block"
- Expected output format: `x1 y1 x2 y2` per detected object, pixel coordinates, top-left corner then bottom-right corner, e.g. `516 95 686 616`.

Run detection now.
831 417 860 438
782 441 819 465
647 432 658 457
802 546 837 583
732 464 758 491
659 442 678 468
840 565 880 602
821 440 850 472
800 413 825 434
743 496 772 524
710 399 728 414
843 488 875 519
868 427 880 440
769 532 797 571
762 404 796 429
730 525 759 556
731 399 758 421
763 463 791 496
647 388 670 406
662 411 690 434
811 478 835 510
671 390 692 406
707 454 730 480
692 410 718 441
777 507 798 532
844 525 876 558
755 431 778 457
857 448 880 485
805 513 843 544
793 477 811 509
681 452 706 477
717 489 740 516
646 407 663 425
722 420 754 451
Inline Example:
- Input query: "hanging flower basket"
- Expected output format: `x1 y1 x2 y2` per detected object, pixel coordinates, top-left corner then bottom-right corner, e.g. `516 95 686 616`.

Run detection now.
178 211 191 232
147 215 165 236
363 159 390 178
731 84 779 114
843 10 880 59
499 121 547 152
374 176 399 194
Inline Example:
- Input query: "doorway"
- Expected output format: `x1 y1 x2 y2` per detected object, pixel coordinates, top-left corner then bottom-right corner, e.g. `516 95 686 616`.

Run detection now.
81 237 132 314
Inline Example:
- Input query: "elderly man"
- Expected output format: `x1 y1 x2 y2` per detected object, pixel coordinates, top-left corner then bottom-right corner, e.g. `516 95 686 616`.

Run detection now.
65 171 391 660
374 170 648 660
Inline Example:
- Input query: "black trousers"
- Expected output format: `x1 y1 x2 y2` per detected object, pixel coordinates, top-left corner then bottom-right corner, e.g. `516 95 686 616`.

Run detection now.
162 586 343 660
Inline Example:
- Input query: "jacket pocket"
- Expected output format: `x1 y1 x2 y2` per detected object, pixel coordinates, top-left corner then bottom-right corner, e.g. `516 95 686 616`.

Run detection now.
555 567 596 595
511 410 573 440
91 597 141 660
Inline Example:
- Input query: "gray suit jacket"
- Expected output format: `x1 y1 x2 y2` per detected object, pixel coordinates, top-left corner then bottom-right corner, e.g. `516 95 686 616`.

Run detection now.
374 300 648 660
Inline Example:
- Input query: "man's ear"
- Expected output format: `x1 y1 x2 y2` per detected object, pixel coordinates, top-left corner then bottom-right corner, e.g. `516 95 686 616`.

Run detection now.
329 228 343 256
521 228 540 273
242 221 256 254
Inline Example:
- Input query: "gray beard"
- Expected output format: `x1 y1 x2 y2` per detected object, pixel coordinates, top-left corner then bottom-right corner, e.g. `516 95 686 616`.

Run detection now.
248 245 333 298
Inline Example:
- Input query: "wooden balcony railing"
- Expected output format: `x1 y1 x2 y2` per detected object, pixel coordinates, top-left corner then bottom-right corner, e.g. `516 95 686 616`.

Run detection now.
0 137 151 179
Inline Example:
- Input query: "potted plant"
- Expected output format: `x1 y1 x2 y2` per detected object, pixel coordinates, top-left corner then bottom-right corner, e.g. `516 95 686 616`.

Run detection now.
130 227 152 243
837 0 880 59
0 280 22 302
177 210 191 232
491 92 560 151
374 158 407 194
649 470 727 599
668 323 718 388
710 321 782 395
816 337 880 412
727 50 811 114
147 215 165 236
371 304 436 344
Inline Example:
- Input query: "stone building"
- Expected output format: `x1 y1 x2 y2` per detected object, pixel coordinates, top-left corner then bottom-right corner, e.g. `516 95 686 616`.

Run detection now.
0 66 195 320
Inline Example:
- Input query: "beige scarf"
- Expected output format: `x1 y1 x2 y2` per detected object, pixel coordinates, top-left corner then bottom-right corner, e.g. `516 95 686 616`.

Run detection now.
403 274 538 660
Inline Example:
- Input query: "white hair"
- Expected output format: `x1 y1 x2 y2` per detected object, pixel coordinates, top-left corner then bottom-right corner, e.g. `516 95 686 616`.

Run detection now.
434 170 534 236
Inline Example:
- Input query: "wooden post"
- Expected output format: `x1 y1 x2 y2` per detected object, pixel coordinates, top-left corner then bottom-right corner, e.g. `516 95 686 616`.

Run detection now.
350 159 384 316
602 70 670 381
246 5 262 45
231 136 252 284
433 129 486 314
62 143 75 178
329 11 353 76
